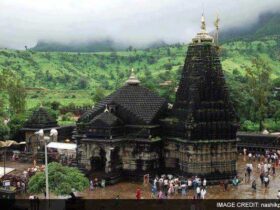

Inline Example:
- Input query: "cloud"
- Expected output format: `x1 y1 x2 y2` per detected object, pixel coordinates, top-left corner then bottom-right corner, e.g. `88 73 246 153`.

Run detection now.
0 0 279 49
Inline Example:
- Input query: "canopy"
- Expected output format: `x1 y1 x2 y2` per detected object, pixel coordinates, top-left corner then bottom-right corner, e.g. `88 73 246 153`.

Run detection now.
47 142 77 151
0 140 26 148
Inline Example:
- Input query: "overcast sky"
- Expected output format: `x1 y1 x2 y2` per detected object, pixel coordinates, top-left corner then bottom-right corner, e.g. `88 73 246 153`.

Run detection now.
0 0 279 49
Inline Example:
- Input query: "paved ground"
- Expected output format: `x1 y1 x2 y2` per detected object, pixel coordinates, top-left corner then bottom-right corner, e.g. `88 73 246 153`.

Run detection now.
1 155 280 199
79 155 280 199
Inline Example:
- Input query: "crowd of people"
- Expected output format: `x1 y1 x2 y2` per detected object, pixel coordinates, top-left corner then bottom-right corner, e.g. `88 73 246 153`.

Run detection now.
150 175 207 199
89 178 106 191
243 148 280 196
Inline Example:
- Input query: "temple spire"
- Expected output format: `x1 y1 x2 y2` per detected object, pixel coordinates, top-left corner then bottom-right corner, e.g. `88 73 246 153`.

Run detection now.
126 68 140 85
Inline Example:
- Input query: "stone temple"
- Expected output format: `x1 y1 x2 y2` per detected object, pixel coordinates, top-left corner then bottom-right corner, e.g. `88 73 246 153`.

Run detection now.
74 15 239 183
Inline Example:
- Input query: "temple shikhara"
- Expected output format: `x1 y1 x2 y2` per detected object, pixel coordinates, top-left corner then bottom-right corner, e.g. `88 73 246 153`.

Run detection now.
73 15 239 183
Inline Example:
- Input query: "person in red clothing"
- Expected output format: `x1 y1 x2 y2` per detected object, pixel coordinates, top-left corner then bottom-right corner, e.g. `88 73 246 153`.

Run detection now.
136 188 141 200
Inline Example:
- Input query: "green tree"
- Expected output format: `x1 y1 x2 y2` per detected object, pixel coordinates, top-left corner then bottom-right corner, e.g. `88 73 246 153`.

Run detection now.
92 87 106 104
8 114 26 139
0 122 10 140
28 162 89 196
7 77 26 115
245 57 272 131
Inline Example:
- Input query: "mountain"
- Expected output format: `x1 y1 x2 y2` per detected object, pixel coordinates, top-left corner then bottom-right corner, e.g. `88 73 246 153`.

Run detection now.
31 39 169 52
220 12 280 42
31 39 125 52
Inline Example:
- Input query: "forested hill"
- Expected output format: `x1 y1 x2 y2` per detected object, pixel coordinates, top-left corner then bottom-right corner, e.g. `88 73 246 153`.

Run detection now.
220 12 280 42
0 37 279 96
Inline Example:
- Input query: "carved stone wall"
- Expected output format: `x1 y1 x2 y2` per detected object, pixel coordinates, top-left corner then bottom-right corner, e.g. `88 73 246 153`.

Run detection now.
164 139 237 179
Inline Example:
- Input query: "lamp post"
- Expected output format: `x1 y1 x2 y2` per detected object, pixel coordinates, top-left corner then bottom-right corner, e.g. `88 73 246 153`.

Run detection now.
34 128 58 199
35 129 49 199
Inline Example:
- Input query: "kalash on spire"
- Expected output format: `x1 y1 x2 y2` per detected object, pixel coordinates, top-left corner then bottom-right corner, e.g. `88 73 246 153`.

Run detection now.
192 14 214 44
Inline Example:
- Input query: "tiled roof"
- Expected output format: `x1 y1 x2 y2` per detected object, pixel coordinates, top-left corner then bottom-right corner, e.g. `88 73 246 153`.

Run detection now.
90 111 123 127
79 84 167 125
24 107 58 129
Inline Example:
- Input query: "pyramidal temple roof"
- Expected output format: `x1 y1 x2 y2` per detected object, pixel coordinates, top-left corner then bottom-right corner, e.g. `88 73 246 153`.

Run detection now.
24 106 58 129
79 70 167 125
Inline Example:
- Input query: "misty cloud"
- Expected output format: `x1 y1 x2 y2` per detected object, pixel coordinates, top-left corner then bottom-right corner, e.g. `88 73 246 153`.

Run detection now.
0 0 279 49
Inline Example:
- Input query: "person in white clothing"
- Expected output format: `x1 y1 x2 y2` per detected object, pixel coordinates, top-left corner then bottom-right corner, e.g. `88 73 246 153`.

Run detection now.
201 188 207 199
202 178 207 187
196 186 201 199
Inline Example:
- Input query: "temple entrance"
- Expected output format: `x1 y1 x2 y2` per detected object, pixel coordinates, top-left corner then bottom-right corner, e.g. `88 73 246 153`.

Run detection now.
90 148 106 172
110 146 121 172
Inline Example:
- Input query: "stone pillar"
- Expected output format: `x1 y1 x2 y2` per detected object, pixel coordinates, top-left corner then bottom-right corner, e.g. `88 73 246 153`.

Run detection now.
105 147 112 173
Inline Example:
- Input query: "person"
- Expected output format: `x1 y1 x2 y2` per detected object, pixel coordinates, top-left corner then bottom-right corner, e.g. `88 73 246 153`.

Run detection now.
268 163 271 173
101 179 106 188
272 164 276 175
277 190 280 199
224 180 229 191
251 180 256 191
181 183 187 196
151 185 157 198
187 179 192 190
201 188 206 199
260 172 264 184
264 175 269 188
243 148 247 156
158 190 164 199
90 180 94 191
232 176 239 186
174 180 179 195
196 186 201 199
248 153 252 160
202 178 207 188
246 164 252 181
164 178 169 197
136 188 141 200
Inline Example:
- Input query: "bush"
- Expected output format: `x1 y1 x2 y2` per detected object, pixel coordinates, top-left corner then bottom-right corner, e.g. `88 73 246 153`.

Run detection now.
50 101 61 110
28 162 89 195
240 120 259 132
61 112 74 121
8 114 26 139
0 121 10 140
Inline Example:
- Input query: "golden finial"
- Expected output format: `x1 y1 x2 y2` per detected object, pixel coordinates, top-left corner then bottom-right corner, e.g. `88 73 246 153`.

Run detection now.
104 104 109 113
214 14 220 45
126 68 140 85
201 14 206 31
214 14 220 30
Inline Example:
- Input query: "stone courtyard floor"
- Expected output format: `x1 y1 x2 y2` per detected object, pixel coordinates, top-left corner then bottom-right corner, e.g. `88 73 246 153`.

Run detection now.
1 155 280 199
79 155 280 199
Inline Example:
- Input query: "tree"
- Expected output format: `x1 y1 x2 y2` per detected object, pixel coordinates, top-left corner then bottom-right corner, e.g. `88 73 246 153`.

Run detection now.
7 77 26 115
245 57 272 131
92 87 106 104
28 162 89 196
8 114 26 139
0 122 10 140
